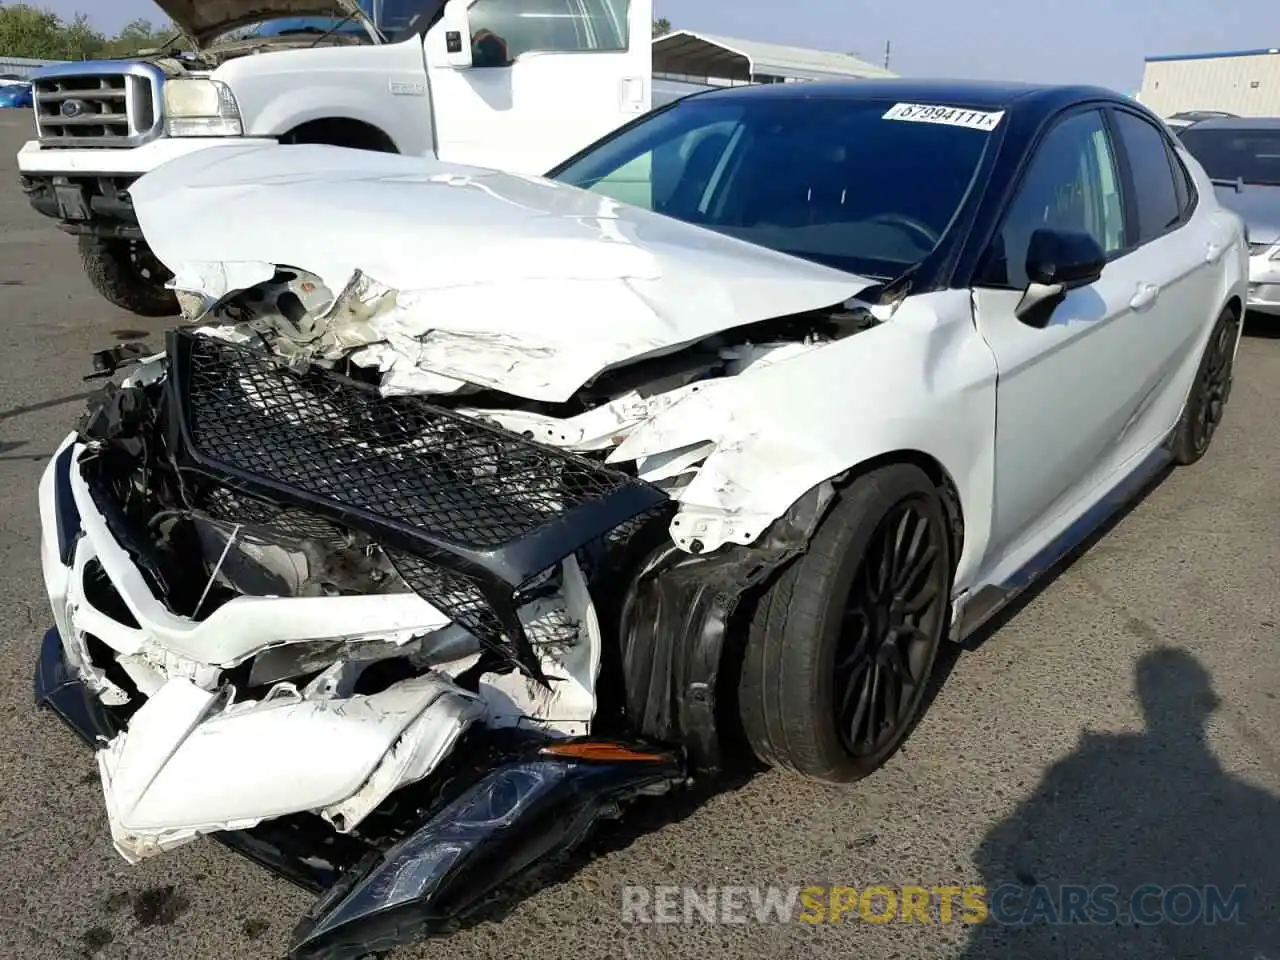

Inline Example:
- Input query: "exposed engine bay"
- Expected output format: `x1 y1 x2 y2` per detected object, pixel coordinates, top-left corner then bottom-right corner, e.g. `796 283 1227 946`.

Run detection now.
39 269 879 957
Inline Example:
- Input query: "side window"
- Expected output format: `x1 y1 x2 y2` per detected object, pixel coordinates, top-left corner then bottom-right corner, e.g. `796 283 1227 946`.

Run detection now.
1167 142 1196 217
978 109 1125 289
469 0 630 68
1111 111 1183 242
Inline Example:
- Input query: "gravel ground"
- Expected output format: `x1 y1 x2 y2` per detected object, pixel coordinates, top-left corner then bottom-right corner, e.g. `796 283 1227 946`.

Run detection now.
0 109 1277 960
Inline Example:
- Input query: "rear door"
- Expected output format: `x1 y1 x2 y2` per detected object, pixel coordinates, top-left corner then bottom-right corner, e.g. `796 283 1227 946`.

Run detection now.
971 107 1162 562
425 0 651 174
1103 106 1223 430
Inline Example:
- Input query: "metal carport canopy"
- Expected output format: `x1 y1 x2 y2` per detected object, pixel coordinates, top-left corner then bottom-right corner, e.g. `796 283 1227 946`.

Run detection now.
651 30 896 83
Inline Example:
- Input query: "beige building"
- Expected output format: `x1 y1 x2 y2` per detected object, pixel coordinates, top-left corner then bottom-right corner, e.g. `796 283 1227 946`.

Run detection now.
1138 48 1280 117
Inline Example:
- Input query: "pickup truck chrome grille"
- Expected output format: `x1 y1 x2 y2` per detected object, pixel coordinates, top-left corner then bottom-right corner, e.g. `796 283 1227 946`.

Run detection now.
33 63 163 148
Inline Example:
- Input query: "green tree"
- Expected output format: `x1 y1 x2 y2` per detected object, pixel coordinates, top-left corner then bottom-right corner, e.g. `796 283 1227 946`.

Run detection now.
0 3 67 59
102 17 184 57
653 17 671 37
60 12 104 60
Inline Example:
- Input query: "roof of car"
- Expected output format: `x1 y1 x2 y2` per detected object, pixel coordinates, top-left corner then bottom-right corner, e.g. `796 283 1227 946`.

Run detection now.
1180 116 1280 131
692 78 1128 112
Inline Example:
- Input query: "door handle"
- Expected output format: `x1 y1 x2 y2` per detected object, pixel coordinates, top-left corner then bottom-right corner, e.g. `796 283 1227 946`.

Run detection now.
1130 282 1160 310
1205 241 1225 263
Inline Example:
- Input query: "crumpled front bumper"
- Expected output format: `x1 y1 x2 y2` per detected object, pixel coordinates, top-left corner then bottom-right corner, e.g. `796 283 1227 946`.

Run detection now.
35 629 683 959
34 438 685 958
37 434 493 861
34 624 367 894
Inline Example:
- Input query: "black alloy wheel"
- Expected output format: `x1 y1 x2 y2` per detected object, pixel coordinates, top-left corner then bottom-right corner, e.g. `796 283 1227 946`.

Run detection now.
1173 306 1239 465
739 463 954 783
835 497 949 758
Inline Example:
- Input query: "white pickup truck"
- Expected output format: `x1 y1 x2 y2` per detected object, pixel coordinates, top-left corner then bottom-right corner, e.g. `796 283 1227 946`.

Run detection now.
17 0 687 317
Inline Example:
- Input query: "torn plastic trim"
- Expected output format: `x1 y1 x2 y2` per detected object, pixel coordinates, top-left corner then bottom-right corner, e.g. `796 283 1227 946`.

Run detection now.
289 744 684 960
617 480 837 774
34 627 366 893
57 444 456 668
97 671 485 861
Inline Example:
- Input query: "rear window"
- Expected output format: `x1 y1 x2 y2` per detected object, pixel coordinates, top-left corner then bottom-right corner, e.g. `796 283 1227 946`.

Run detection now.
1179 126 1280 186
551 96 997 279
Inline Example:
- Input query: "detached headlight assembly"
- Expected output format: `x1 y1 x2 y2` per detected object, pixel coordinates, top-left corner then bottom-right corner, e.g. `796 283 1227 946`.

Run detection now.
163 79 242 137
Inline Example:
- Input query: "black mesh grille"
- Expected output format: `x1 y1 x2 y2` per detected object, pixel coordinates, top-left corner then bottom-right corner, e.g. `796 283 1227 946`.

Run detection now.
200 486 350 546
386 549 508 645
179 333 645 548
167 331 667 670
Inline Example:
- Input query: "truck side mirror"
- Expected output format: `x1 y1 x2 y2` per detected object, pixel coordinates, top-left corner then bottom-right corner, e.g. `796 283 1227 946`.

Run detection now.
442 0 473 69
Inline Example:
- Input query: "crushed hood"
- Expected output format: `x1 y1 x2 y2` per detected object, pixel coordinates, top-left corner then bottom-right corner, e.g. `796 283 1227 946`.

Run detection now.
131 144 877 403
153 0 368 44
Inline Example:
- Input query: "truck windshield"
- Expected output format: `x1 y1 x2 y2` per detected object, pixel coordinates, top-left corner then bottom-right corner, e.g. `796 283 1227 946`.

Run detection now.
1179 125 1280 186
210 17 371 42
360 0 430 35
550 96 995 279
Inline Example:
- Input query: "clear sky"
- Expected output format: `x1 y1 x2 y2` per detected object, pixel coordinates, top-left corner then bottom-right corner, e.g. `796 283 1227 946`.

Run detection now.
39 0 1280 93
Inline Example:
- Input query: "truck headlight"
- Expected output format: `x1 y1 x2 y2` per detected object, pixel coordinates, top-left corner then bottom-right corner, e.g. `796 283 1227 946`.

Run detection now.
163 79 243 137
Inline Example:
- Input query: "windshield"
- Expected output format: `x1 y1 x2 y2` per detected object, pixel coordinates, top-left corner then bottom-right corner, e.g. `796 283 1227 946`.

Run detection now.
550 96 995 278
1179 126 1280 186
210 17 371 42
360 0 428 34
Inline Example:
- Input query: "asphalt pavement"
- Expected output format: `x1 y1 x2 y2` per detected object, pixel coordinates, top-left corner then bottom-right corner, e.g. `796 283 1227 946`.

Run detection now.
0 109 1277 960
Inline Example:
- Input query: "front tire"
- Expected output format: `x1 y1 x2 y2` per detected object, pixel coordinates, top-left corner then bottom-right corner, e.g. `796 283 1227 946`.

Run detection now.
738 464 953 783
1172 305 1240 465
78 235 179 318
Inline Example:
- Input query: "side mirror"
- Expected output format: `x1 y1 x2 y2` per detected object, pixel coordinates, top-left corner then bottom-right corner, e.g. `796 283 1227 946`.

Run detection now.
441 0 473 69
1015 228 1106 326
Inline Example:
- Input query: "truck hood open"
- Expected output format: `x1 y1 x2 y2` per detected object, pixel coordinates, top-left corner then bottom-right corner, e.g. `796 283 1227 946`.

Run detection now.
153 0 370 45
131 143 877 403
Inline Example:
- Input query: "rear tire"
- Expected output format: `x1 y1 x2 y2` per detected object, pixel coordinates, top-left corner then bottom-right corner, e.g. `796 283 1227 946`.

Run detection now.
78 235 178 318
738 464 953 783
1172 305 1240 465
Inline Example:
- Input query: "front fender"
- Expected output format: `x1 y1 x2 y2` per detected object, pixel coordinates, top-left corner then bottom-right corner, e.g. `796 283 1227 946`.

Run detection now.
610 290 998 588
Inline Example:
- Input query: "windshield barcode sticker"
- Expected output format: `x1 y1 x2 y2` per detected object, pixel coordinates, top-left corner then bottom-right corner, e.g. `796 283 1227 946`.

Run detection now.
882 103 1005 131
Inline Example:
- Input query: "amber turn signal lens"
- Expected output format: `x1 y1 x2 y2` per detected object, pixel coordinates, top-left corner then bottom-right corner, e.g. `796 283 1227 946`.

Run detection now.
539 741 670 762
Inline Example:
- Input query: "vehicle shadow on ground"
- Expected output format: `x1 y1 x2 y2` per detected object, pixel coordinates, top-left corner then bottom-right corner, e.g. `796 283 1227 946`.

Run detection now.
957 646 1280 958
921 459 1175 726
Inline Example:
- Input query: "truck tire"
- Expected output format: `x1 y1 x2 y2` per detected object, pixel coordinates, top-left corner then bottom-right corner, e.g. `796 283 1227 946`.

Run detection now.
78 236 179 318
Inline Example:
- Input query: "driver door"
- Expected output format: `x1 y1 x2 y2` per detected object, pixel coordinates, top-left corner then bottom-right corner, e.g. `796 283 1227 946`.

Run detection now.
424 0 651 174
971 107 1156 563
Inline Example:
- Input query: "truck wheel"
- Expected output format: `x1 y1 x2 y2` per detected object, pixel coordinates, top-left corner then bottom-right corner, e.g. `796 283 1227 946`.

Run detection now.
738 463 953 783
78 236 179 317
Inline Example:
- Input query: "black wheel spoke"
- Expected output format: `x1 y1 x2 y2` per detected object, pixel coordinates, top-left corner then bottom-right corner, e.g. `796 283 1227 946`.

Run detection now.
836 613 871 672
834 493 949 757
846 667 875 744
870 514 900 600
899 545 940 611
865 665 881 741
882 662 901 723
891 513 929 589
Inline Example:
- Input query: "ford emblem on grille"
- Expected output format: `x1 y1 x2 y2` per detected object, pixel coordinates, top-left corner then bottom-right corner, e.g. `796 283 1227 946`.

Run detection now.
60 98 89 118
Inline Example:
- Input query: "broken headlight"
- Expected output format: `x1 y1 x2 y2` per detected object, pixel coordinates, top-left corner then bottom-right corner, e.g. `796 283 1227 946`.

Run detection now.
295 762 568 948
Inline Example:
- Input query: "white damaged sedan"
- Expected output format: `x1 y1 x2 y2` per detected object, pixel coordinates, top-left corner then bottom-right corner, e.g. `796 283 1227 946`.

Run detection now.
35 79 1246 958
